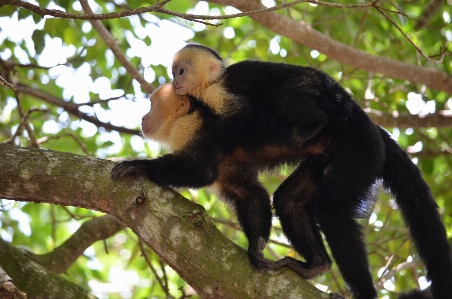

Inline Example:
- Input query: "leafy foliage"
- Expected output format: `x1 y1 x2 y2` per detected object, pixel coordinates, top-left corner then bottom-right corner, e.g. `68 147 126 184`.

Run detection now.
0 0 451 298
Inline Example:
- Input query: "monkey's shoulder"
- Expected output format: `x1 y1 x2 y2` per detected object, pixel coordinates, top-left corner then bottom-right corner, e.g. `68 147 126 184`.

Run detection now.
197 81 246 116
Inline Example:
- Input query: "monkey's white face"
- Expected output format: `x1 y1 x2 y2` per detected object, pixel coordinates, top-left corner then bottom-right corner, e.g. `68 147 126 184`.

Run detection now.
141 98 162 139
142 84 176 141
141 84 192 144
172 47 225 98
172 60 194 96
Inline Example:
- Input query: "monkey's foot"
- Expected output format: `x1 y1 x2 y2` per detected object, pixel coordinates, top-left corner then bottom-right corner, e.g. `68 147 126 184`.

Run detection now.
111 161 147 179
248 238 277 271
273 257 330 279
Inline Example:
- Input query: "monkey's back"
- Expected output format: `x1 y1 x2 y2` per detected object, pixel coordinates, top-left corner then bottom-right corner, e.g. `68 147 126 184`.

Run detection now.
225 62 381 150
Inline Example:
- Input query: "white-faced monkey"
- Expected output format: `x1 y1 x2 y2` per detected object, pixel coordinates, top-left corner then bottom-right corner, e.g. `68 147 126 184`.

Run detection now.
112 46 452 299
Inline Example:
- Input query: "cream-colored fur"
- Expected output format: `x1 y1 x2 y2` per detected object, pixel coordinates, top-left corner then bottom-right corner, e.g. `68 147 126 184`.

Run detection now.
173 47 243 117
143 84 202 153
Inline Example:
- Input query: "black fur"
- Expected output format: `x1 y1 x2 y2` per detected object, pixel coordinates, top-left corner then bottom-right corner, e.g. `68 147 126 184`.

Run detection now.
112 47 452 298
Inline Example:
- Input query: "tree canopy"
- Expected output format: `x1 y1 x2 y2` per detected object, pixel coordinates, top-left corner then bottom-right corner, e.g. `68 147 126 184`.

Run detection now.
0 0 451 298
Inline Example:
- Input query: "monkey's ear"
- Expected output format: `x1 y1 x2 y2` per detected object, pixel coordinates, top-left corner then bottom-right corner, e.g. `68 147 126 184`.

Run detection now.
208 60 223 82
175 96 191 116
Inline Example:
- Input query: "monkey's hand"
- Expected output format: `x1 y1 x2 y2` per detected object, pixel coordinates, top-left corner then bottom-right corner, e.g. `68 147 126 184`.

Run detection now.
111 160 148 179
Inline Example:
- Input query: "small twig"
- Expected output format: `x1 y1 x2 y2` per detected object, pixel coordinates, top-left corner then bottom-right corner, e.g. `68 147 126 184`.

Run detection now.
0 74 17 90
376 256 421 289
37 132 92 155
374 4 444 65
4 106 48 146
374 5 408 18
74 94 126 107
138 240 171 297
377 237 409 281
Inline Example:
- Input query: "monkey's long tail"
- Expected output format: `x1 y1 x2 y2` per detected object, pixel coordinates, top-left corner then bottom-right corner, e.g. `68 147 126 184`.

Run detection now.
379 127 452 299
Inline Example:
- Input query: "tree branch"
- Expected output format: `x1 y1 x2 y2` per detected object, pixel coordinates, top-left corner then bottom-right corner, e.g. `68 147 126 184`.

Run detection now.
414 0 443 30
16 85 141 136
0 0 170 21
27 215 125 274
79 0 154 94
0 266 26 299
0 0 377 21
368 110 452 129
0 75 17 90
0 143 328 299
0 238 97 299
207 0 452 93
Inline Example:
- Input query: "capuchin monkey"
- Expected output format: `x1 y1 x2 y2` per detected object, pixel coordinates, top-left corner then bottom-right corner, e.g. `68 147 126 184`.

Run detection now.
112 48 452 298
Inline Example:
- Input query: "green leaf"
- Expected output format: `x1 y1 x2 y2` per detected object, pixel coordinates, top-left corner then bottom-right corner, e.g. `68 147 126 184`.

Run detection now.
0 6 17 17
18 8 32 20
32 30 46 54
32 12 42 24
53 0 71 10
144 35 152 46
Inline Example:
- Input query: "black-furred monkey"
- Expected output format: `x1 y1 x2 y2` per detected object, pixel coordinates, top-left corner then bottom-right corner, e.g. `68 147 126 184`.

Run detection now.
112 45 452 299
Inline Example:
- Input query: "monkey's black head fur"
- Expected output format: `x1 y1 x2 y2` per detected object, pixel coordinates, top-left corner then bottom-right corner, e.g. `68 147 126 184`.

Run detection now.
184 43 223 62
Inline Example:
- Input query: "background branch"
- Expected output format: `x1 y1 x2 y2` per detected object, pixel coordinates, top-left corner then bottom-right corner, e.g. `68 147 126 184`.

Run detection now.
79 0 155 94
27 215 125 274
0 238 97 299
16 85 141 136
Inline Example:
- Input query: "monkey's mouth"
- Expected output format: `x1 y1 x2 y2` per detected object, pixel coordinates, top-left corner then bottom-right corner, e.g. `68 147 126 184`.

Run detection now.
174 86 187 95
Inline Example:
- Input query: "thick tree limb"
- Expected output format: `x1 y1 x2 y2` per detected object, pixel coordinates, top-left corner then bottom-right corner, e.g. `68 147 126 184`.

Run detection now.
0 239 97 299
0 144 327 299
208 0 452 93
0 266 26 299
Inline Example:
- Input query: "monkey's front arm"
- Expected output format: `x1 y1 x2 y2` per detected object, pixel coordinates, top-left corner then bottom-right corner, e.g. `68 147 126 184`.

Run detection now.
111 139 220 188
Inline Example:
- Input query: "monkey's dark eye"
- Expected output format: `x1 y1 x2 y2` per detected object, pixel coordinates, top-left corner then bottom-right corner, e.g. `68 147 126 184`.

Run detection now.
179 69 184 75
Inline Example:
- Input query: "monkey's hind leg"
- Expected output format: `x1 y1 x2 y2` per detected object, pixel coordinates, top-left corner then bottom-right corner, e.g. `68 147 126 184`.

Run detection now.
217 170 275 271
316 156 379 299
273 158 332 279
